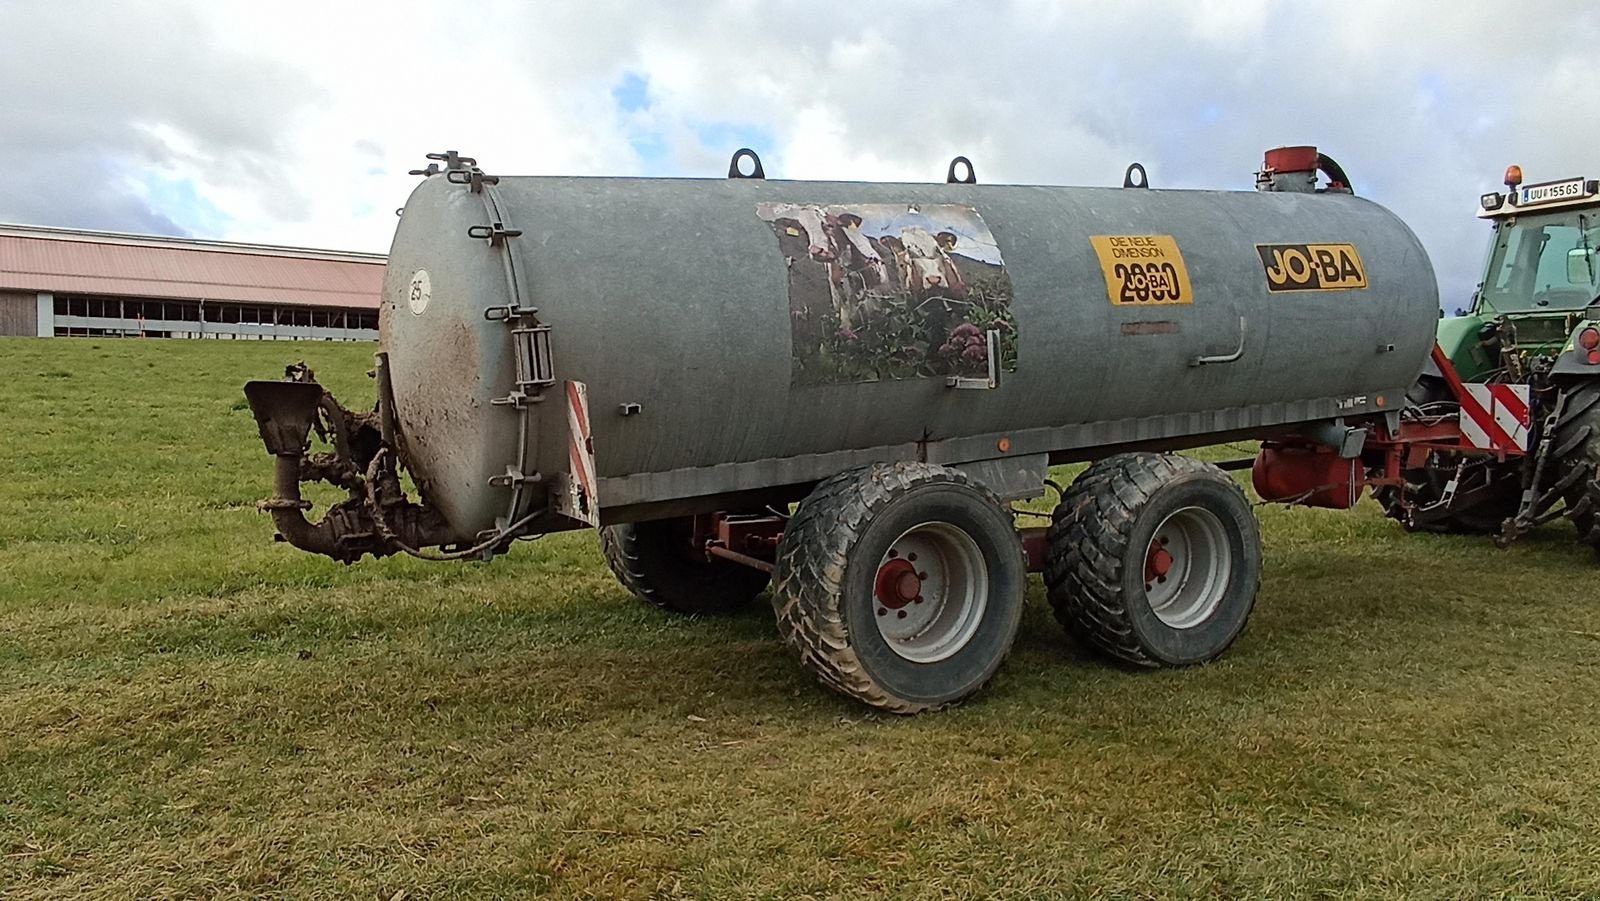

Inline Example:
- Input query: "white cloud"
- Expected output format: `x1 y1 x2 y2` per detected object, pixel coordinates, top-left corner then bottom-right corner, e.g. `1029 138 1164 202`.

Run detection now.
2 0 1598 304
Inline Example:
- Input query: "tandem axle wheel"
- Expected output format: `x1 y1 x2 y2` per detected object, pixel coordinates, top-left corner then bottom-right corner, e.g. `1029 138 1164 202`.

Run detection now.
771 462 1026 714
609 453 1264 713
1045 453 1262 668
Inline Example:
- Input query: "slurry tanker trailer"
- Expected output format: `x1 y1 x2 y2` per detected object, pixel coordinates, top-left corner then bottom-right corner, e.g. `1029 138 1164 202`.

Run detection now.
245 145 1488 713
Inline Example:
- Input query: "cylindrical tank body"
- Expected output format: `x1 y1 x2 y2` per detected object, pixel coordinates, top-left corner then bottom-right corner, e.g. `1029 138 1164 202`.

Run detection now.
380 172 1438 539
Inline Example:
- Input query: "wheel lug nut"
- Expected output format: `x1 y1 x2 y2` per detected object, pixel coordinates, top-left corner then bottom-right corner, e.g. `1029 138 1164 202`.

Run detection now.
917 572 927 580
1159 536 1169 545
877 607 888 616
887 550 898 558
913 596 923 604
907 553 917 562
896 610 907 618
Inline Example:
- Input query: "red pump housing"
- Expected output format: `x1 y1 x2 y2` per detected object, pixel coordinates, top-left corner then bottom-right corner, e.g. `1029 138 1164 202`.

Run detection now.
1252 444 1362 510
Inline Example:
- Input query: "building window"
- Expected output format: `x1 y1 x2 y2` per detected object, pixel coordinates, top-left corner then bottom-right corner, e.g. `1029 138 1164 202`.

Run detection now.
46 292 373 341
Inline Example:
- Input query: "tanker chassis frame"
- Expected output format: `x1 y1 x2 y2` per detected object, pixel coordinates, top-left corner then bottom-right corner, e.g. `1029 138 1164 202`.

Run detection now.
249 347 1529 715
246 360 1264 709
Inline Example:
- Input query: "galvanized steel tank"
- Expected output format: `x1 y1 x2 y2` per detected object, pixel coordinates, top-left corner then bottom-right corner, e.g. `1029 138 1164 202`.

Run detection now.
380 157 1438 539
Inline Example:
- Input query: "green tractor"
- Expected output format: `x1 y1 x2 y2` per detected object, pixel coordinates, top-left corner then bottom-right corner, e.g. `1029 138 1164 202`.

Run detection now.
1380 166 1600 547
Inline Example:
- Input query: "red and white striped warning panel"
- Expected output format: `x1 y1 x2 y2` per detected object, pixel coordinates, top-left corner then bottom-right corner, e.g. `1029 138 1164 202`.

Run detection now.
555 379 600 526
1460 384 1530 452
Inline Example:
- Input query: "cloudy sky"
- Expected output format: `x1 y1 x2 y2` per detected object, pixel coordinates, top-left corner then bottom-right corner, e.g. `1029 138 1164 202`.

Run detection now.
2 0 1597 306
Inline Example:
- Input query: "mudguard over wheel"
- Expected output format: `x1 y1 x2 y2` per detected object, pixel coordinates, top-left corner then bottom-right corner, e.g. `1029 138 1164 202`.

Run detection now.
770 462 1026 714
600 517 771 615
1045 453 1262 667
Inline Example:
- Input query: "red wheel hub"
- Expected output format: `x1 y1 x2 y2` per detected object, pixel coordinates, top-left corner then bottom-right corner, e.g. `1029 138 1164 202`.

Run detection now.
1144 542 1174 584
875 557 922 610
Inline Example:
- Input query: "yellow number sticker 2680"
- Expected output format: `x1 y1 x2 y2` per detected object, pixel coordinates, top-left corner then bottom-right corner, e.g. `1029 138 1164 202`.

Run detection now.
1089 235 1194 306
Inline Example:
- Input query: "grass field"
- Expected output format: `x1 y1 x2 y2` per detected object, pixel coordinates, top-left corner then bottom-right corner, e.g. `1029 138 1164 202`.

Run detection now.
3 336 1600 899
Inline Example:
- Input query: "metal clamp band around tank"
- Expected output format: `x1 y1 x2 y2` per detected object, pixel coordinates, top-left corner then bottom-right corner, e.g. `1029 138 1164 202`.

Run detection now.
436 151 552 543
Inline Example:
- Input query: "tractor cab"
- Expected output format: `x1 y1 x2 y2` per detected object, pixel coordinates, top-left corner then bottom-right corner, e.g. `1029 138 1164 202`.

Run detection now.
1442 167 1600 382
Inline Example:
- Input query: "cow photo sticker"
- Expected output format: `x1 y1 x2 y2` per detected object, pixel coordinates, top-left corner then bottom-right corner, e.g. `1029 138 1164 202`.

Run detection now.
756 202 1017 386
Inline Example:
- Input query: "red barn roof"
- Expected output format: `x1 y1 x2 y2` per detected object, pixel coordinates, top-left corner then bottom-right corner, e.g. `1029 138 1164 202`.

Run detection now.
0 224 386 309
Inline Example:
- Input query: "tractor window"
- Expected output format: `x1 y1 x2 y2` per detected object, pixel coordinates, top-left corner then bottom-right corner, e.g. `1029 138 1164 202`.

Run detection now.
1481 212 1600 312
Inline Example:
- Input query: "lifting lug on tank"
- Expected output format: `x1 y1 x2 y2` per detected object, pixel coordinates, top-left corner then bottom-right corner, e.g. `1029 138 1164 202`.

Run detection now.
727 148 765 180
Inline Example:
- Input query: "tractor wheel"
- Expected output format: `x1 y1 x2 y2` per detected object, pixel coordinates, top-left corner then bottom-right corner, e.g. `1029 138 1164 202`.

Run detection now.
1553 382 1600 549
770 462 1025 714
600 517 771 615
1045 453 1261 667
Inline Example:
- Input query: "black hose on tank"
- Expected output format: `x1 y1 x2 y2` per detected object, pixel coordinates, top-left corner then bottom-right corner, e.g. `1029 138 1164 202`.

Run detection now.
1317 154 1354 194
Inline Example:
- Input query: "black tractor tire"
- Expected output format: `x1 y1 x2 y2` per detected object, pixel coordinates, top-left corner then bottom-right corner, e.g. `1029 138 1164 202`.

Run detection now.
1044 453 1262 668
1553 382 1600 548
770 462 1026 714
600 517 771 615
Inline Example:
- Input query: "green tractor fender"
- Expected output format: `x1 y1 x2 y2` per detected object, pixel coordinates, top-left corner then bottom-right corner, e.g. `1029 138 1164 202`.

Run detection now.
1551 320 1600 379
1434 313 1496 381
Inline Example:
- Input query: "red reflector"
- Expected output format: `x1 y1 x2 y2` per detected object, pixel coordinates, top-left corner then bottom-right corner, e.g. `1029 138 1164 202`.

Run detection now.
1581 328 1600 350
1587 349 1600 365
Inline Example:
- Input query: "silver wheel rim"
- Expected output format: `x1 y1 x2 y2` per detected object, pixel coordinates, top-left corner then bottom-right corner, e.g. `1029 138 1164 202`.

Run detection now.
1142 506 1232 630
872 522 989 663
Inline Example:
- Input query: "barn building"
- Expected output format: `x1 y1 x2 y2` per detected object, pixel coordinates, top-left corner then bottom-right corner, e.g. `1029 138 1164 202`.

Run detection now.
0 223 384 341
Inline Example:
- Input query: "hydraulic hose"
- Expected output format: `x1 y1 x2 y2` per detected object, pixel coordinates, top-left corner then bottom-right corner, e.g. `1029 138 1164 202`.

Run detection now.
1317 154 1354 194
